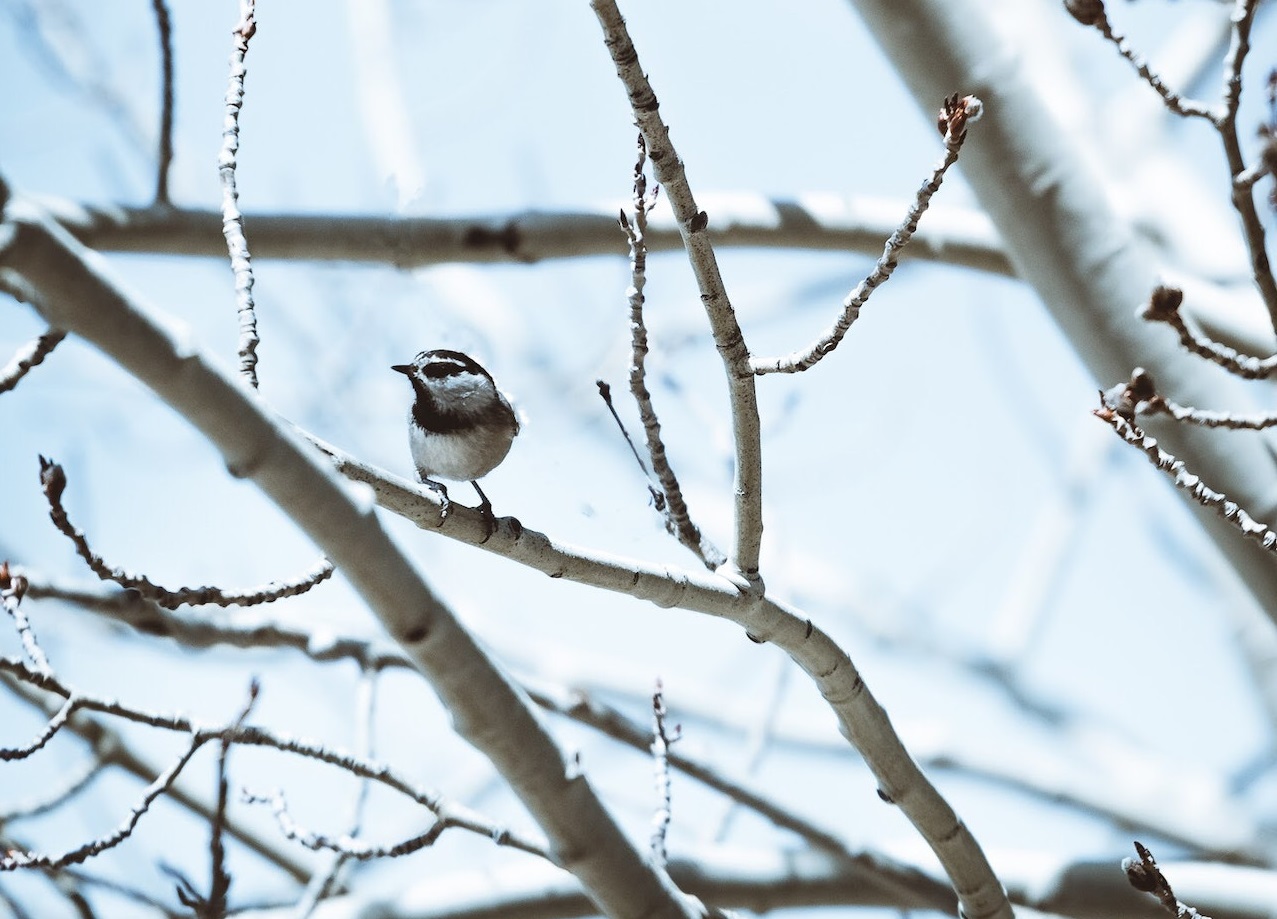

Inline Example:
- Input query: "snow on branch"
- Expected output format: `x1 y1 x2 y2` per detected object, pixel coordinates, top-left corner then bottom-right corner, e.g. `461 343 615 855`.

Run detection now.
244 788 447 861
219 0 261 389
0 327 65 394
1114 366 1277 430
1095 388 1277 552
1141 284 1277 379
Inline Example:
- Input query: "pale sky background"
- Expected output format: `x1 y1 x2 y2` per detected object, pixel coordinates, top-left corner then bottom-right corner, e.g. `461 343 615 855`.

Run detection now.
2 1 1276 916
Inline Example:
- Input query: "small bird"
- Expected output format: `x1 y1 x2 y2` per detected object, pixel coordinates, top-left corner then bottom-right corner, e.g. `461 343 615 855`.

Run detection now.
392 349 519 526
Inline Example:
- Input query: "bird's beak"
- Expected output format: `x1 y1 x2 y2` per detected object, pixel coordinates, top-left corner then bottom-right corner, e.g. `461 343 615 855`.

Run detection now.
391 364 412 375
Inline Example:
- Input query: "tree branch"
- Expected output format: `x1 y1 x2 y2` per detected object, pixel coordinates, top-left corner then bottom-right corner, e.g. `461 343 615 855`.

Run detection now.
841 0 1277 621
40 196 1012 273
0 196 698 919
591 0 765 582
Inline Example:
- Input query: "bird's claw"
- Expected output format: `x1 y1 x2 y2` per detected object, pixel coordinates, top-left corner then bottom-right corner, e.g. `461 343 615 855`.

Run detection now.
424 479 451 525
472 481 498 542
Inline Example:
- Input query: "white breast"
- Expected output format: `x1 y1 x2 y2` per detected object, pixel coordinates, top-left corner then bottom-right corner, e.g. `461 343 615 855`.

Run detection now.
407 418 516 482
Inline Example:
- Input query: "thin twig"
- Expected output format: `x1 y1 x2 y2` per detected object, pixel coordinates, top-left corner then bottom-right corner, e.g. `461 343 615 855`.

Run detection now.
1117 366 1277 430
244 789 446 861
1140 284 1277 379
0 328 66 394
22 575 410 671
597 379 666 504
0 755 103 822
1064 1 1216 120
220 0 260 388
618 137 725 569
0 693 77 763
1 564 50 677
1 671 323 885
1217 0 1277 330
151 0 175 205
649 680 678 868
591 0 765 583
1 734 204 870
1095 394 1277 551
291 668 378 918
183 682 258 918
39 457 334 609
751 94 981 375
0 656 551 861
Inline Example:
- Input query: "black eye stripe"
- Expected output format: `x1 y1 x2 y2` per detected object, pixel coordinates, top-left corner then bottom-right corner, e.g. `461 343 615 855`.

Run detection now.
413 349 493 382
423 359 468 379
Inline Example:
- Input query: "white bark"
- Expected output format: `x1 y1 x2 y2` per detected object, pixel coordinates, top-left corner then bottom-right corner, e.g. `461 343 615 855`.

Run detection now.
0 198 699 919
842 0 1277 613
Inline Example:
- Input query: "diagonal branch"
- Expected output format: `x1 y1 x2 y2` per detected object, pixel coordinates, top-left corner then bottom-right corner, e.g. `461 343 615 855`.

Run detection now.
1065 1 1216 121
2 671 315 883
315 433 1013 919
0 327 65 394
752 94 978 374
3 732 205 870
591 0 765 584
0 195 698 919
1095 393 1277 552
841 0 1277 625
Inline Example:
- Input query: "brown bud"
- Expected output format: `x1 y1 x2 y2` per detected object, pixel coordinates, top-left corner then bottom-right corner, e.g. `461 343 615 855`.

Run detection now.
1126 368 1157 405
1123 856 1158 892
38 456 67 504
1141 285 1184 322
1064 0 1108 28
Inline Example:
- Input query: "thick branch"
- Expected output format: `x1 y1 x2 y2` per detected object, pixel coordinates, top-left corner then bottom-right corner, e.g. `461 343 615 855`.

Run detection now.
40 197 1011 272
842 0 1277 617
315 437 1012 919
0 197 697 919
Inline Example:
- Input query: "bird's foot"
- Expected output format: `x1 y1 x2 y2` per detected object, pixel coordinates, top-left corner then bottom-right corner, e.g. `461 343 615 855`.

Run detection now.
471 481 497 542
424 478 451 524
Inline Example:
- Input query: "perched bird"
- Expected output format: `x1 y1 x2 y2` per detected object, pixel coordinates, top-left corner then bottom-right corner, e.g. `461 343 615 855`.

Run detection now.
391 349 519 525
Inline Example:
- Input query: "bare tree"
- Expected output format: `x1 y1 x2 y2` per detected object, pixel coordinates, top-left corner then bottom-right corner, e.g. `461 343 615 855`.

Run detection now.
1 1 1276 918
